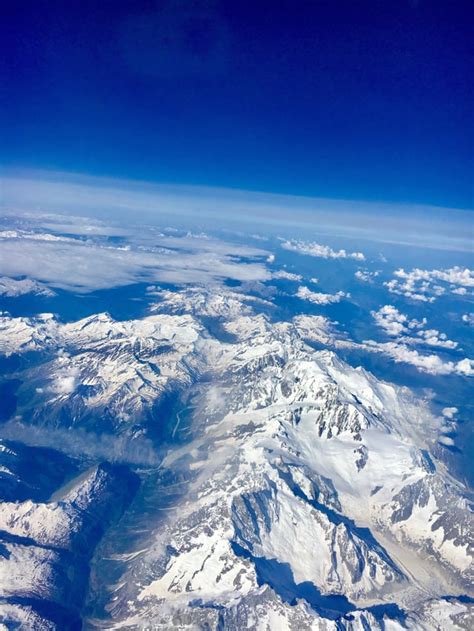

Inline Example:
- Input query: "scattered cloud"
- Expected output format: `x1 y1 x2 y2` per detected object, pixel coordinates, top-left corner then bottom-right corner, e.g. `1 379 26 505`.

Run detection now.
296 286 349 305
295 308 472 377
371 305 458 349
282 239 365 261
371 305 426 336
415 329 458 350
355 269 380 283
384 266 474 302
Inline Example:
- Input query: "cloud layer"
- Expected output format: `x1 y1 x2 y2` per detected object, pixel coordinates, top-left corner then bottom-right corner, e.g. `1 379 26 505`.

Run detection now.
0 228 270 292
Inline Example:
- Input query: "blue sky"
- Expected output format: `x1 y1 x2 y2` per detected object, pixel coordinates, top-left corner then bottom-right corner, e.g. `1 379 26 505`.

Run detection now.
1 0 473 209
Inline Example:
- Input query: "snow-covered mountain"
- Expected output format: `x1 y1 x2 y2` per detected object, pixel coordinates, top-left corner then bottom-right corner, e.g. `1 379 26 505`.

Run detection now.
0 287 472 629
0 311 213 433
0 441 139 630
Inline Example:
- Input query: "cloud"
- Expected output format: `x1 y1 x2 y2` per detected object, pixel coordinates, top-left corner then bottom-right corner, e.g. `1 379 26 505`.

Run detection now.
438 435 455 447
281 239 365 261
371 305 426 336
442 407 458 419
384 266 474 302
50 359 80 395
415 329 458 350
355 269 380 283
272 270 302 281
0 420 162 466
295 308 472 377
3 172 473 252
462 313 474 326
296 286 349 305
371 305 458 349
0 227 271 292
363 341 473 376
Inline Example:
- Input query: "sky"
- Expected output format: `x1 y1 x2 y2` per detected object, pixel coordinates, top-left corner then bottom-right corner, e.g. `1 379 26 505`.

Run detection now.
1 0 473 209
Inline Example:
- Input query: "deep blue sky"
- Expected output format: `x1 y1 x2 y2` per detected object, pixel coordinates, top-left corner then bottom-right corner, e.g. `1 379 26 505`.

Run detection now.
2 1 473 208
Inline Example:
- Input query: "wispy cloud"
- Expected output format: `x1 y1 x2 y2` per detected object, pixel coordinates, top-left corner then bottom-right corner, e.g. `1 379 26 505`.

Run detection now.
0 420 162 466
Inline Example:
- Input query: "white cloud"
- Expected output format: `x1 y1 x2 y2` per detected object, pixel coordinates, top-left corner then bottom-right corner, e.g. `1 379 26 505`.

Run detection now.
385 266 474 302
281 239 365 261
296 286 348 305
442 407 458 419
384 279 435 303
438 435 455 447
272 270 302 281
50 363 80 395
462 313 474 326
371 305 426 336
355 269 380 283
371 305 458 349
294 307 472 377
0 228 271 292
363 341 473 376
309 277 319 284
415 329 458 350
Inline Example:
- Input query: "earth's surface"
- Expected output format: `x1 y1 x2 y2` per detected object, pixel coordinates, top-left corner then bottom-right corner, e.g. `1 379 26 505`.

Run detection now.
0 201 472 630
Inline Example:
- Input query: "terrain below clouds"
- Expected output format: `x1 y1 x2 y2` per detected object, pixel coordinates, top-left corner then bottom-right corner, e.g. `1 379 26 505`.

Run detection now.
0 209 472 630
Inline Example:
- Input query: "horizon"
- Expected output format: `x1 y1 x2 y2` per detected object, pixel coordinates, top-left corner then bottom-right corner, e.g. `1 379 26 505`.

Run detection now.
2 1 473 209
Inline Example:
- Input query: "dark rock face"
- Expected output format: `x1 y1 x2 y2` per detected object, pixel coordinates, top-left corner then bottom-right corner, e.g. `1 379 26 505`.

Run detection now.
0 439 78 502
